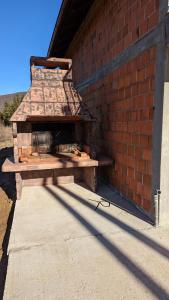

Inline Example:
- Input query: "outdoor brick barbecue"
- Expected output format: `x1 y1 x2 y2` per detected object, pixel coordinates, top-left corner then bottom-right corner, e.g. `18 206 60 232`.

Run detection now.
2 56 112 199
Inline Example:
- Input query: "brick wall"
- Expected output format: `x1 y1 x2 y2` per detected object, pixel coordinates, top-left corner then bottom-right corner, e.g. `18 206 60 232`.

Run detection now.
69 0 159 83
67 0 159 214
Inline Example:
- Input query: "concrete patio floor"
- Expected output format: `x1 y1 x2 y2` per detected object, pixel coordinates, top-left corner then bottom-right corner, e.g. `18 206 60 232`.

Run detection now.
3 183 169 300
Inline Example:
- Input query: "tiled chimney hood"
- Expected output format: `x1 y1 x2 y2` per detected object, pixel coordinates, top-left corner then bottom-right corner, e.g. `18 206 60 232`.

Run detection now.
11 56 94 122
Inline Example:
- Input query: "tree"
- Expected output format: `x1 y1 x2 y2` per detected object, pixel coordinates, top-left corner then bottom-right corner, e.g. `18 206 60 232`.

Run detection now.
1 94 23 125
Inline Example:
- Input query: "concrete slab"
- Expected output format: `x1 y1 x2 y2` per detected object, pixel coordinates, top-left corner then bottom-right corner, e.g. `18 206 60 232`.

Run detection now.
3 184 169 300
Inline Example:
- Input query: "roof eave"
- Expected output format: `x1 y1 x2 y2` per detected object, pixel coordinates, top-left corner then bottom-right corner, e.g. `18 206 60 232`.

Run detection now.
47 0 95 58
47 0 66 57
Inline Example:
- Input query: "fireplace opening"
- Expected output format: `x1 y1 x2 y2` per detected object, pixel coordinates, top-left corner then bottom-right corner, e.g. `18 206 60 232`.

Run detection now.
32 122 77 154
17 118 97 164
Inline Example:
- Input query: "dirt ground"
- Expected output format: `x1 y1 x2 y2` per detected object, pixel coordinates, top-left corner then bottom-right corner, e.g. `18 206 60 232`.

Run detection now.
0 123 13 149
0 188 12 259
0 124 18 263
0 145 15 299
0 187 13 299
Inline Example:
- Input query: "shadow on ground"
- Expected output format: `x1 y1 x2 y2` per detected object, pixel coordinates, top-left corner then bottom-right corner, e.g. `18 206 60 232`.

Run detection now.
79 181 153 225
44 184 169 299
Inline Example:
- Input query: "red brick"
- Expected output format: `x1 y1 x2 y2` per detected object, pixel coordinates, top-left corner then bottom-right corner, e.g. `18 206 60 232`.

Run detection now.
143 184 151 199
128 145 135 156
139 20 148 36
143 149 152 161
140 135 151 147
132 134 140 145
136 172 143 183
146 63 155 78
137 182 144 195
137 68 145 81
142 198 152 212
143 174 151 185
134 194 142 205
147 12 159 30
127 167 135 178
135 147 143 159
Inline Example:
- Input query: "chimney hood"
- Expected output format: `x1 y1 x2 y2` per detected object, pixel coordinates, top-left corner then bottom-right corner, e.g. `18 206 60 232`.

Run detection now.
11 56 94 122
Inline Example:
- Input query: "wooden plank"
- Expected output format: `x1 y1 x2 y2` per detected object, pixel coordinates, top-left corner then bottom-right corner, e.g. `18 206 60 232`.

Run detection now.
2 157 113 173
27 116 82 122
30 56 72 69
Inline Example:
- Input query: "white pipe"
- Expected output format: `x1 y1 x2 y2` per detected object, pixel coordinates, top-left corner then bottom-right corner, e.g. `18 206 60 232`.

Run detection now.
154 190 161 227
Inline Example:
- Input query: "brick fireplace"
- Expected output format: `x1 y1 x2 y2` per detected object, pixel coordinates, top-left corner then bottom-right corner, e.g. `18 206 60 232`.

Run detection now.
2 57 112 199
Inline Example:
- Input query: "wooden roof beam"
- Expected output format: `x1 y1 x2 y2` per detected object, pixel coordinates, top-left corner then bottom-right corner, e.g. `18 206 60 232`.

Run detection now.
30 56 72 69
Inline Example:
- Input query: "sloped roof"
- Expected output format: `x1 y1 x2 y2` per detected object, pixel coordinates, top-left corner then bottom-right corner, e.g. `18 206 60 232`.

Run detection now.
48 0 95 57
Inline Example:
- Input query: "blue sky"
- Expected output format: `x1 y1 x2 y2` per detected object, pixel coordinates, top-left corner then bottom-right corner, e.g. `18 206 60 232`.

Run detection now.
0 0 62 95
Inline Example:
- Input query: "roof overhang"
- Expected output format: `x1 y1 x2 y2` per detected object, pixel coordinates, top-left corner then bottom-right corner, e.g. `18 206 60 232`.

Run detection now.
48 0 95 58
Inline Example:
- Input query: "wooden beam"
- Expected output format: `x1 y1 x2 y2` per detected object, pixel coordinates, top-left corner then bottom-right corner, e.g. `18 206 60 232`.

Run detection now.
26 115 83 122
26 115 96 123
30 56 72 69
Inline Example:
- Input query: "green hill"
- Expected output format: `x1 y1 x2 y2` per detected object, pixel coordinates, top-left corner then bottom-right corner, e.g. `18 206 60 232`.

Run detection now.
0 92 26 112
